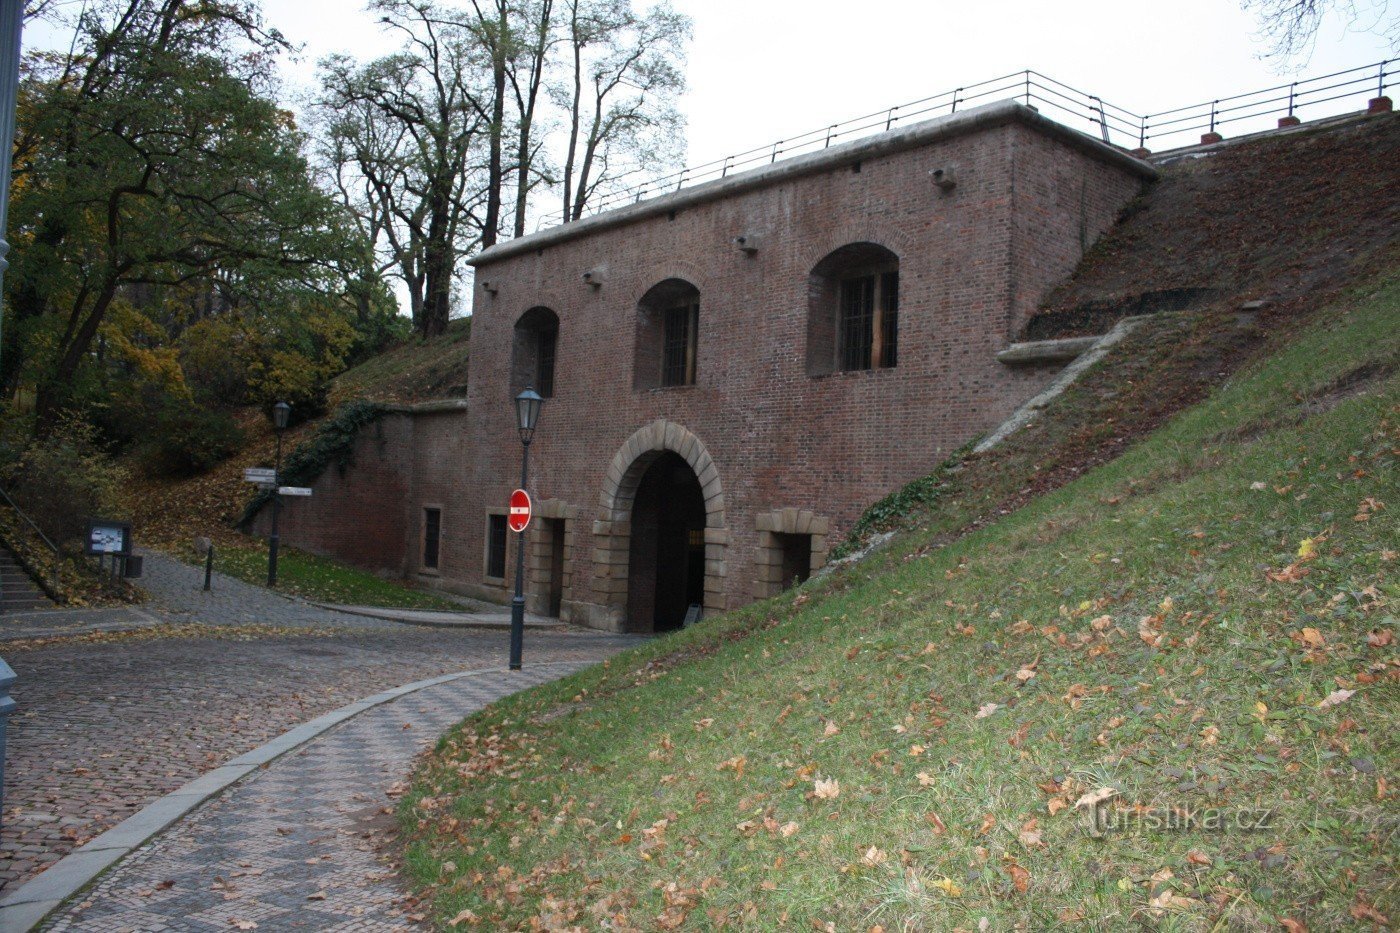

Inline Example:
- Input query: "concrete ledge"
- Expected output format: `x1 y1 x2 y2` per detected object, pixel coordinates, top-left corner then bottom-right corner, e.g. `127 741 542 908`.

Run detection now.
996 335 1100 364
380 398 469 415
0 662 585 931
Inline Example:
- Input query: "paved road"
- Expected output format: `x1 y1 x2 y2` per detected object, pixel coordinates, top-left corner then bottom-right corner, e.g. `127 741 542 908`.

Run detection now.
40 663 598 932
0 551 640 896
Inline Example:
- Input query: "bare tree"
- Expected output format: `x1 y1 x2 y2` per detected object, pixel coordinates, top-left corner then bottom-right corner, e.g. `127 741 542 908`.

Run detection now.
317 0 493 337
557 0 688 223
1242 0 1397 61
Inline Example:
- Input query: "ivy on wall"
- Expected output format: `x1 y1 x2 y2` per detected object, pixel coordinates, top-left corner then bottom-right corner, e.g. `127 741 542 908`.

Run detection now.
237 400 388 529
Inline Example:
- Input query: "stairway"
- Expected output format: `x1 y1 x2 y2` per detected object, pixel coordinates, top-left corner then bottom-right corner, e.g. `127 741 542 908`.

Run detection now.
0 545 54 612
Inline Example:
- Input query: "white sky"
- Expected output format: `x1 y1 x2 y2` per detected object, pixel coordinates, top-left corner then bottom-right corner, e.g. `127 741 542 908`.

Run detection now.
251 0 1394 167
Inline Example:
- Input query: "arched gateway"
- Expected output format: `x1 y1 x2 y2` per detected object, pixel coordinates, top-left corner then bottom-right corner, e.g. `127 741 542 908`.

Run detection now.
590 420 728 633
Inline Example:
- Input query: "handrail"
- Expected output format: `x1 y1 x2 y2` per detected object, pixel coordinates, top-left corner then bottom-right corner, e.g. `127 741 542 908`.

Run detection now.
533 58 1392 232
0 482 63 602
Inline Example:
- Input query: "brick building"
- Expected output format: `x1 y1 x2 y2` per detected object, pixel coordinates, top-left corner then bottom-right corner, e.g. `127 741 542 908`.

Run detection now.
264 100 1156 633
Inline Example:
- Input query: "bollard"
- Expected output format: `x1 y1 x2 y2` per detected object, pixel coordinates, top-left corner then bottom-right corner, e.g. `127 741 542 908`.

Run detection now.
204 544 214 591
0 656 15 830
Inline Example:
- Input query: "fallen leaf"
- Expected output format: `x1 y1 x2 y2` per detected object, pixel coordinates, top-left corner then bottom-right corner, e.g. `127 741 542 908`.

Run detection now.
448 907 480 926
925 811 947 834
1006 863 1030 893
931 876 962 897
1075 786 1119 810
1317 689 1355 710
813 778 840 800
860 846 887 867
1366 629 1393 648
974 703 1000 719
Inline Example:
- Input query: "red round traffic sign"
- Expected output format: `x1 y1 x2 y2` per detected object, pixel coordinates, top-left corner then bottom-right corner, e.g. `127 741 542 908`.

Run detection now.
508 489 532 533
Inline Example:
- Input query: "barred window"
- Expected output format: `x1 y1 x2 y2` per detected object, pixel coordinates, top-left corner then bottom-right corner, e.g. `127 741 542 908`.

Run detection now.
808 243 900 376
636 279 701 390
511 307 560 398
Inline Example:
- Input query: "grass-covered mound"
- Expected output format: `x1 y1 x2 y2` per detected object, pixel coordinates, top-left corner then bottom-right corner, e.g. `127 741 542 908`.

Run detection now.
400 277 1397 929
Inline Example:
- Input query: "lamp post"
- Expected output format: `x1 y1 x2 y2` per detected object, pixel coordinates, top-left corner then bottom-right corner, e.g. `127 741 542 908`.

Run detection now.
509 388 544 670
267 401 291 586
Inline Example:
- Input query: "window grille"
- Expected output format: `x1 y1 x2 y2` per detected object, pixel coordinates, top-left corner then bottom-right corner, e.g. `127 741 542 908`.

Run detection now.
839 275 875 371
536 328 557 397
880 271 899 368
661 302 699 387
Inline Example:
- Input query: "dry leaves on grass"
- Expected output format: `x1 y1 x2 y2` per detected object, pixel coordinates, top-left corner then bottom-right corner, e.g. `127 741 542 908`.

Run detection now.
812 778 840 800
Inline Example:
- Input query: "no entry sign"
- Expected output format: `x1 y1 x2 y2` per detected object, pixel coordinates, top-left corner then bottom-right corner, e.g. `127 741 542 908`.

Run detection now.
508 489 532 533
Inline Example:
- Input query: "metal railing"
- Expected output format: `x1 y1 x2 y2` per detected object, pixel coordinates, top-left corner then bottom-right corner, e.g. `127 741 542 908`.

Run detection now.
1136 59 1392 148
0 483 63 603
536 59 1392 231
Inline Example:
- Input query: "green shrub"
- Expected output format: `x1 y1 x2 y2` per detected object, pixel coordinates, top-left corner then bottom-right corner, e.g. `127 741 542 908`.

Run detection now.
145 401 245 476
5 417 129 551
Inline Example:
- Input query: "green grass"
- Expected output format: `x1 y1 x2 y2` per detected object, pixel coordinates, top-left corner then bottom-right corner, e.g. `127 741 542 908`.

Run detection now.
210 540 468 611
400 277 1399 930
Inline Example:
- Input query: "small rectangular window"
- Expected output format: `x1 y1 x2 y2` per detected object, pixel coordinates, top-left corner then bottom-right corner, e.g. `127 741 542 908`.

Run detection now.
486 514 507 580
661 302 699 387
422 507 441 570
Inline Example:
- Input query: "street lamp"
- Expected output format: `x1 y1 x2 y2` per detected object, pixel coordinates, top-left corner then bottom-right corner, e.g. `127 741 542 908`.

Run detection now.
267 401 291 586
509 387 544 670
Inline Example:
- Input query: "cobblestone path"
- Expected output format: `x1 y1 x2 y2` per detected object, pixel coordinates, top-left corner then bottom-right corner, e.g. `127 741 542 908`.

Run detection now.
0 551 639 895
39 664 592 931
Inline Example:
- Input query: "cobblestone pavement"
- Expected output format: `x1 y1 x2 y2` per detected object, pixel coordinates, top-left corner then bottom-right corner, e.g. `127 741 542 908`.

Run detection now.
41 662 595 931
0 551 640 895
135 550 390 629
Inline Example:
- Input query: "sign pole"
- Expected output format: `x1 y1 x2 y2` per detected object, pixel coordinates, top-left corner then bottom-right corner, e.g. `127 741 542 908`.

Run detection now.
509 445 531 670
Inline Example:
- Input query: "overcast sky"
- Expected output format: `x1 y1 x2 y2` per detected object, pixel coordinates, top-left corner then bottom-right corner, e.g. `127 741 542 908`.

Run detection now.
248 0 1393 167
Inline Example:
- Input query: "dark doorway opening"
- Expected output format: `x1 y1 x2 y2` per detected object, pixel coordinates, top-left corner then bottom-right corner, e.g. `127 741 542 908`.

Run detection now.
775 533 812 591
543 518 566 617
627 452 706 632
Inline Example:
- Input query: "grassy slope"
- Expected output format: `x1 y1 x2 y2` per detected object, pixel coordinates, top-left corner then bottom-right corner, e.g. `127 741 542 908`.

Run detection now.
400 275 1398 930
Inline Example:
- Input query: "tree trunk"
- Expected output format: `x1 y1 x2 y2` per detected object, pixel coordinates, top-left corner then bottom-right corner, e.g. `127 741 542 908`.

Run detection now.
35 273 119 435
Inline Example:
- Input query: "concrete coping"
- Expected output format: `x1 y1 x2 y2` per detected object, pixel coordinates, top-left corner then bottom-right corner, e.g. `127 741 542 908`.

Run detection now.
470 99 1158 268
0 662 586 931
381 398 469 415
995 335 1101 364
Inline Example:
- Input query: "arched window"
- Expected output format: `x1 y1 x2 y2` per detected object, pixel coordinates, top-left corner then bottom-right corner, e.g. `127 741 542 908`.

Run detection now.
807 243 899 376
635 279 700 390
511 306 559 397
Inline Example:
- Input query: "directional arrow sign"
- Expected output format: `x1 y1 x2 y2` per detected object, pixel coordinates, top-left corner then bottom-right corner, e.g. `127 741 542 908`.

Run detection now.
508 489 532 533
278 486 313 497
244 467 276 484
